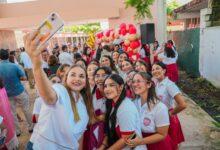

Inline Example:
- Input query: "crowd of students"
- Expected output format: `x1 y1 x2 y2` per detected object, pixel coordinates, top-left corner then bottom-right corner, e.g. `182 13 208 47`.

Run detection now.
0 29 186 150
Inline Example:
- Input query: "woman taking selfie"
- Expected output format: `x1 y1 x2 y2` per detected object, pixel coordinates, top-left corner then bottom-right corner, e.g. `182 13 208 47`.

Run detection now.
24 31 94 149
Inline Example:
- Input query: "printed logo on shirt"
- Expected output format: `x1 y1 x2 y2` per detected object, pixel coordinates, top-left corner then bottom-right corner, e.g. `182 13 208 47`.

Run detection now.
158 95 163 100
143 117 151 126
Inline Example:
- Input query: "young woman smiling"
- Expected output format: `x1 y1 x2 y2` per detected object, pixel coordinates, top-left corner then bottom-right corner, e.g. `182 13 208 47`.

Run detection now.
24 31 94 149
103 74 146 150
152 62 186 149
126 72 173 150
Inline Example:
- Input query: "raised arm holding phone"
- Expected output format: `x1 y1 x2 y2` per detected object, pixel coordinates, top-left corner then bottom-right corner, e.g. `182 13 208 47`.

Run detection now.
24 13 95 149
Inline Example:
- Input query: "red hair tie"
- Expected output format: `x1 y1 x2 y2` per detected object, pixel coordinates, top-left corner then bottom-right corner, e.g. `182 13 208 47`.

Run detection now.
166 43 173 49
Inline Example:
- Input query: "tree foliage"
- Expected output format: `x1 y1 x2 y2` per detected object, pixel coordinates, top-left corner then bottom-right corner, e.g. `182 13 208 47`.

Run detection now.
62 23 101 34
125 0 155 20
167 0 180 16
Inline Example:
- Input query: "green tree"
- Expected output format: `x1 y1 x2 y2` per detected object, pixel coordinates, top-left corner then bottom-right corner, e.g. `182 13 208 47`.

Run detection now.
62 23 101 34
167 0 180 16
125 0 155 20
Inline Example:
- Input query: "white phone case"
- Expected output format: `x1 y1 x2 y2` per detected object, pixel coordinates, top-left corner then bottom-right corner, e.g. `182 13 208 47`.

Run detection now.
37 12 64 46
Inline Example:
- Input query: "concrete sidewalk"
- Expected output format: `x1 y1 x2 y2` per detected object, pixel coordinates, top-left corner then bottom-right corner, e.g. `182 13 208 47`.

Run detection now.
179 95 220 150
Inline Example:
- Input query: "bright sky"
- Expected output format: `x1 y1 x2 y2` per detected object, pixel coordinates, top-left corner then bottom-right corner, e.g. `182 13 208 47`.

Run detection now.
167 0 192 6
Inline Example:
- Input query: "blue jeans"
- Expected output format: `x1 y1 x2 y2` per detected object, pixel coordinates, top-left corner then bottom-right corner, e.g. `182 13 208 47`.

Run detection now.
26 141 33 150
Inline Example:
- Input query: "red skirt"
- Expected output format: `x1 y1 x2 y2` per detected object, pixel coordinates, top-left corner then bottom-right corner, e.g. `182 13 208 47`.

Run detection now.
166 63 178 83
142 132 175 150
169 113 185 148
83 121 105 150
142 57 150 64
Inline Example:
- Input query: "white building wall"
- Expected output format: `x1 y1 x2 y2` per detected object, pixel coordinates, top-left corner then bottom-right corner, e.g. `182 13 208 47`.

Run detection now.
200 9 220 87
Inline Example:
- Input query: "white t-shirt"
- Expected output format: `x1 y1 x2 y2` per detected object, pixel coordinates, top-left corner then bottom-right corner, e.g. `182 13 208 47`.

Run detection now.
92 89 106 115
155 77 181 109
30 84 89 150
158 50 178 65
139 48 146 58
133 98 169 133
113 98 147 150
20 52 32 69
119 71 127 82
41 61 49 69
59 52 73 66
33 97 44 115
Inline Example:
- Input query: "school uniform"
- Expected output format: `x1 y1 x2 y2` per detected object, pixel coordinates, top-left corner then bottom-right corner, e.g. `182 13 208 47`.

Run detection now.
83 88 106 150
30 84 89 150
119 71 127 82
140 48 150 64
126 86 135 99
32 97 44 123
158 50 178 82
93 88 106 116
153 47 161 63
133 98 174 150
111 97 147 150
155 77 185 148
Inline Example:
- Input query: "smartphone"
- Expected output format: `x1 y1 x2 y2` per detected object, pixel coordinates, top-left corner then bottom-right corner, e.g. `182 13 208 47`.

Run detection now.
129 132 136 140
37 12 64 46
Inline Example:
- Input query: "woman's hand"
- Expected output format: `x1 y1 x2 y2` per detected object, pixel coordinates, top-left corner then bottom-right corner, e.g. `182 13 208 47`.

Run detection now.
23 31 48 69
125 136 143 148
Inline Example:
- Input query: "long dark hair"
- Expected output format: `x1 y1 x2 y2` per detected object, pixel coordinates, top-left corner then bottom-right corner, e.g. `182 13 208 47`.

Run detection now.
95 45 103 61
104 74 126 146
64 65 95 124
132 72 159 110
118 52 129 60
164 43 176 58
92 66 112 94
121 58 133 71
141 44 150 57
154 40 159 50
101 55 118 73
83 46 91 56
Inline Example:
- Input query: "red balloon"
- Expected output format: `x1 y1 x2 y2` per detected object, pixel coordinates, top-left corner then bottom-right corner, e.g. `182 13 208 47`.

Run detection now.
96 33 102 39
105 30 110 37
129 27 137 34
123 44 128 51
128 24 135 29
130 41 140 49
136 40 141 47
120 28 127 36
120 23 126 29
